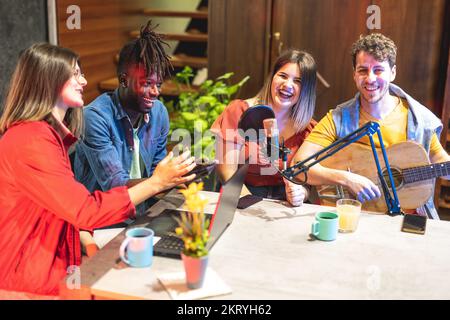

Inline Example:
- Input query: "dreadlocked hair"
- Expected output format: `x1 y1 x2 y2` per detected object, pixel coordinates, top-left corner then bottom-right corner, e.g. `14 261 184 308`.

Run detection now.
117 20 173 79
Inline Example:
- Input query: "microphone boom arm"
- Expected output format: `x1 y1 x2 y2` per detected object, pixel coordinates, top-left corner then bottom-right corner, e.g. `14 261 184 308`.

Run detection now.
280 121 402 216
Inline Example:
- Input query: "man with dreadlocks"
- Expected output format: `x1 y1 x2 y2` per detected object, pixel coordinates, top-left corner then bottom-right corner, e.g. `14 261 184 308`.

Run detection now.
74 21 174 244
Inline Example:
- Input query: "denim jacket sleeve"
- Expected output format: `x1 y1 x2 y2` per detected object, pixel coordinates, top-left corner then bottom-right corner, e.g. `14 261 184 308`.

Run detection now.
78 107 130 190
149 104 169 173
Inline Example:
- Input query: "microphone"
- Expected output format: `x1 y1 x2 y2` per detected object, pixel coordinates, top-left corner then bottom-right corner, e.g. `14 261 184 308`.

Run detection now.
263 118 279 161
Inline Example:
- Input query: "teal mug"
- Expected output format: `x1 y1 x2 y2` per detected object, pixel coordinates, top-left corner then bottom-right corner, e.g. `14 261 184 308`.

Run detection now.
311 212 339 241
119 227 154 267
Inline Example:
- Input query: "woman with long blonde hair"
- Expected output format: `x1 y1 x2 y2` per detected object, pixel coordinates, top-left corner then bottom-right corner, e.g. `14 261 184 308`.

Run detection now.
0 43 195 296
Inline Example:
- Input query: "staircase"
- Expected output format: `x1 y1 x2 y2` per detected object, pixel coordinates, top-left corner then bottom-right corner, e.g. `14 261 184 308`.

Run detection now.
98 1 208 97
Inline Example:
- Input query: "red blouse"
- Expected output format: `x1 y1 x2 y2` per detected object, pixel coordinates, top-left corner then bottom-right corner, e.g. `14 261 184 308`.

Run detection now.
211 99 316 186
0 121 136 295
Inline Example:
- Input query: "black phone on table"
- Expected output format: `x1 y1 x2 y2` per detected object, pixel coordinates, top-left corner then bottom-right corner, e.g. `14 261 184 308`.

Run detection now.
237 195 263 209
401 214 427 235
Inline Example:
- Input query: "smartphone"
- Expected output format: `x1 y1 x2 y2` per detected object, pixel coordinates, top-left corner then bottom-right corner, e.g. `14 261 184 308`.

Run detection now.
401 214 427 235
237 195 263 209
183 160 216 179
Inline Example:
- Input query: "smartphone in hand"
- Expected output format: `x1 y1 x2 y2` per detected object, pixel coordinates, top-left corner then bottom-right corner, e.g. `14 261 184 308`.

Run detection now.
183 160 216 180
401 214 427 235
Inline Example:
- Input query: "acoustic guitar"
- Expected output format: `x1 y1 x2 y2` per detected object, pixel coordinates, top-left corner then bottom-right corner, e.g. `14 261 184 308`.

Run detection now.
316 141 450 213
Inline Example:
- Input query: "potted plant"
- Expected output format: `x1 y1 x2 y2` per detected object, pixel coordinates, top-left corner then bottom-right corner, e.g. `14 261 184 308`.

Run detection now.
163 66 250 160
175 181 210 289
161 67 249 192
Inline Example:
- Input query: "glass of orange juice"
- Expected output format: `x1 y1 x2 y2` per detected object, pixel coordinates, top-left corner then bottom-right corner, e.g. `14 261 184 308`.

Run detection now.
337 199 362 233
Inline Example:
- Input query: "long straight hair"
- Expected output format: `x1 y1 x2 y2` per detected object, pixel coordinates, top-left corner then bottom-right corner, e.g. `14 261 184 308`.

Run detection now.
0 43 83 137
256 49 317 133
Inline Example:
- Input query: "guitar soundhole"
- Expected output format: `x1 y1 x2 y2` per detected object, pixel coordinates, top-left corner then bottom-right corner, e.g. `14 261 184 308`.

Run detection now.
382 167 403 190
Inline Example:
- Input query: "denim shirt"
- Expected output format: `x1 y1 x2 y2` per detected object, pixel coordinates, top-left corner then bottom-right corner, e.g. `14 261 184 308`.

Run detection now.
74 90 169 213
331 83 443 219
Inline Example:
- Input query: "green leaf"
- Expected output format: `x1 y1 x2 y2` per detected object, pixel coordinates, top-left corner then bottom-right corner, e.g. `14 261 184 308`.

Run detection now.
201 136 214 148
208 110 219 121
200 80 213 90
210 87 229 96
193 119 208 132
175 66 194 85
216 72 234 81
196 96 217 106
198 111 208 118
226 84 239 96
181 112 198 121
214 103 226 114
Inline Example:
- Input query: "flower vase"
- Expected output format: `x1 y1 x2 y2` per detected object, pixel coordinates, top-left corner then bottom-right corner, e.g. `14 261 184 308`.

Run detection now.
181 253 209 289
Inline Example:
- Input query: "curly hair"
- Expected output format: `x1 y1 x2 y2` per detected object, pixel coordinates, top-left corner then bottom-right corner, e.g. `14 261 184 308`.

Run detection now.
117 20 173 80
351 33 397 68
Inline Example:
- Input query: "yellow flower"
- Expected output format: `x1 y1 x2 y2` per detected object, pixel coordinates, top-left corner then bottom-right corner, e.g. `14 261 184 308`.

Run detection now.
176 182 210 257
184 195 209 214
180 182 208 214
179 182 204 199
175 227 183 235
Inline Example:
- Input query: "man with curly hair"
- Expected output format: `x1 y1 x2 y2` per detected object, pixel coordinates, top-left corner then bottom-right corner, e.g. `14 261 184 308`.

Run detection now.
292 33 449 218
73 21 174 253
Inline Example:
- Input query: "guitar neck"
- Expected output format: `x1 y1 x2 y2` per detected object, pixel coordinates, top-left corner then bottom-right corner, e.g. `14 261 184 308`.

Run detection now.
403 161 450 183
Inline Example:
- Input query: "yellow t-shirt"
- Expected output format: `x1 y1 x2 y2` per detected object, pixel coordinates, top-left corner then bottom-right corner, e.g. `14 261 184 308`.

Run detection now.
306 98 444 156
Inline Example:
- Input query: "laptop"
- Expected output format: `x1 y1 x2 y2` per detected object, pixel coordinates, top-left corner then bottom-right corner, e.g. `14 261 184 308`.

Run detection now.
146 164 248 259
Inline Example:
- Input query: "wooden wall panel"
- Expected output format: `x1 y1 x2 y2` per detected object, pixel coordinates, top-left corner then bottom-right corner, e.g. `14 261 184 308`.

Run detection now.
372 0 447 116
208 0 272 99
271 0 371 120
209 0 448 121
207 0 226 79
56 0 151 104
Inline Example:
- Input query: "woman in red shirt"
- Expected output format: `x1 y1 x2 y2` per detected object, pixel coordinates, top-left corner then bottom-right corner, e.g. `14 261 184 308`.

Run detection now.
211 50 317 206
0 43 195 296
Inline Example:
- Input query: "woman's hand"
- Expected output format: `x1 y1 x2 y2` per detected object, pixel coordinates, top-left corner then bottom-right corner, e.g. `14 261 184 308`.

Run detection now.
283 177 308 207
152 150 197 191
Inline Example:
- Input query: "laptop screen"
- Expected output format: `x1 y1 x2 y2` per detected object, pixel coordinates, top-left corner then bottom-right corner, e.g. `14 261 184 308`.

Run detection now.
146 164 248 257
207 164 248 249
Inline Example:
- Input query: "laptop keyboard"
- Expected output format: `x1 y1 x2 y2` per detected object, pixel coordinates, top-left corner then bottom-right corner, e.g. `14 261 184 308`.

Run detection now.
154 235 184 252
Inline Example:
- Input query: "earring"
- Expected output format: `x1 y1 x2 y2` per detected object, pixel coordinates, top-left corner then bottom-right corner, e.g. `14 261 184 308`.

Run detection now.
119 73 128 88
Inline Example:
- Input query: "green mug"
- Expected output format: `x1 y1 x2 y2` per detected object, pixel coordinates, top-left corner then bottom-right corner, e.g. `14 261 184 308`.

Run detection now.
311 212 339 241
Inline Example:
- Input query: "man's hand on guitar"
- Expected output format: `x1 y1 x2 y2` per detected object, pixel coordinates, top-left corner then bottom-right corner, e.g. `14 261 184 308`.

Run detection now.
343 171 381 203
